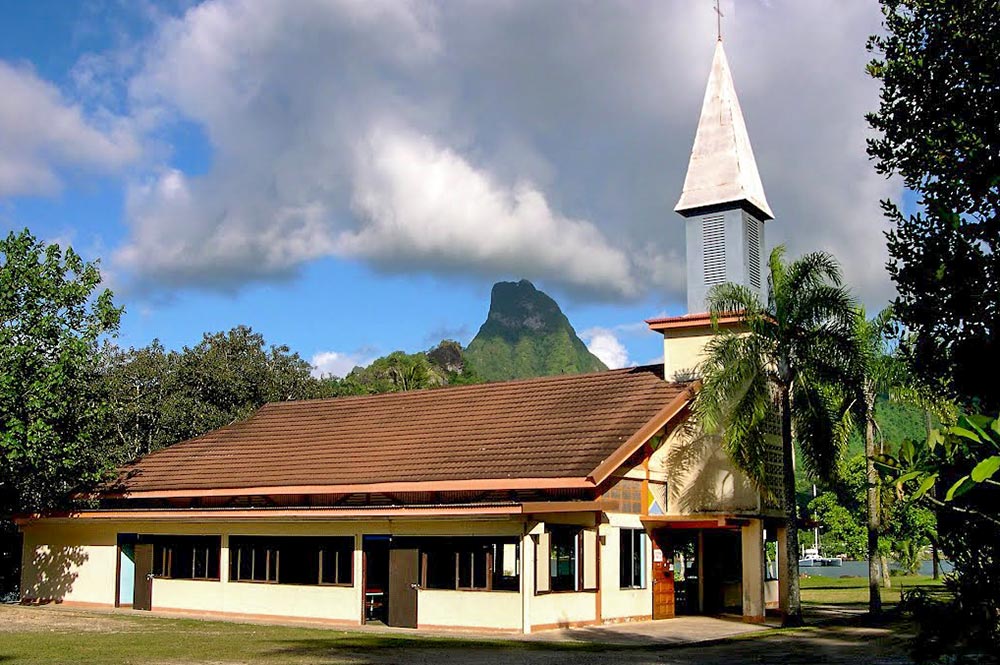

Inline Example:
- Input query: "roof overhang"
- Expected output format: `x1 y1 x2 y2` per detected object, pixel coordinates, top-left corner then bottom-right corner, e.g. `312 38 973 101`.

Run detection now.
645 312 745 335
16 500 615 525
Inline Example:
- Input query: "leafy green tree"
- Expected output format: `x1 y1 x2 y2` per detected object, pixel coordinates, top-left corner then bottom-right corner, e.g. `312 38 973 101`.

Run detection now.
0 229 122 513
343 351 436 394
695 246 857 626
96 341 176 463
878 414 1000 656
866 0 1000 411
808 491 867 559
98 327 327 460
321 341 481 397
884 499 935 574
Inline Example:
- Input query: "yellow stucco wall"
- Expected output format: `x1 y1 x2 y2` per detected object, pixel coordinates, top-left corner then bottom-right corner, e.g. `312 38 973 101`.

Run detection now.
663 330 714 382
20 516 587 630
152 577 359 621
650 422 760 515
599 518 652 621
21 522 118 606
417 590 522 630
530 591 596 628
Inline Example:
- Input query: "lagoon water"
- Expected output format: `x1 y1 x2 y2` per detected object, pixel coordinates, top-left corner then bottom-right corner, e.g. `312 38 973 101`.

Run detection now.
797 559 952 578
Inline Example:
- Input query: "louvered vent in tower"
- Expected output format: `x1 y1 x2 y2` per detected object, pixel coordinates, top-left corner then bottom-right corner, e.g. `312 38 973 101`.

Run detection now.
746 215 761 289
703 214 726 286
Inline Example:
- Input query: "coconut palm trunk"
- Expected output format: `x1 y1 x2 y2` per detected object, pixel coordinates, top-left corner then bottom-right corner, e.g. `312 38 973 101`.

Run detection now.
780 384 803 625
866 414 883 616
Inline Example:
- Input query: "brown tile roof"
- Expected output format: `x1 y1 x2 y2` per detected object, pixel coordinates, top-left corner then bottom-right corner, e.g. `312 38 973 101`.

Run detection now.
645 311 745 332
112 366 694 497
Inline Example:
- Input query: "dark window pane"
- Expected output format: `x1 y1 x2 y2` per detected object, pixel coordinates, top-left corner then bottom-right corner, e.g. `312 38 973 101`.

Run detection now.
424 546 454 590
472 548 487 589
550 528 580 592
147 536 220 580
619 529 646 589
230 536 353 586
457 551 473 588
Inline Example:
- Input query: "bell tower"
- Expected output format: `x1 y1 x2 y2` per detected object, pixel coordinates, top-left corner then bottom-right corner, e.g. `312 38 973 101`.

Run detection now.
675 40 772 313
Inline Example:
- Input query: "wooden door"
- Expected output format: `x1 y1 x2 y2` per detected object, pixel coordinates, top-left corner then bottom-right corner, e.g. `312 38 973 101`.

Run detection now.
651 531 675 619
387 548 419 628
133 543 154 611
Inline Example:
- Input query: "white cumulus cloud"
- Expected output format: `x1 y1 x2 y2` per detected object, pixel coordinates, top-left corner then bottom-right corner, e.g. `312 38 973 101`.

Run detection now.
581 327 633 370
0 61 139 196
97 0 898 307
342 127 638 299
310 350 373 379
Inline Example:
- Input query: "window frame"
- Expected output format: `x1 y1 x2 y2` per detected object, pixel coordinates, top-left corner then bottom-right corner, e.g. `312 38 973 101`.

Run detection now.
148 535 221 582
417 537 519 593
229 536 354 587
619 528 647 590
548 526 582 593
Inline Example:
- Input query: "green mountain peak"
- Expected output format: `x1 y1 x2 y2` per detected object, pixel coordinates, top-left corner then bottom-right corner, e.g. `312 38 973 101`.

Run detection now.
465 280 607 382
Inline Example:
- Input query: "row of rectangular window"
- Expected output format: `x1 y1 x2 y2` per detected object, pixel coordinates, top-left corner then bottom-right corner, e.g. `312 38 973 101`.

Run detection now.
145 530 648 591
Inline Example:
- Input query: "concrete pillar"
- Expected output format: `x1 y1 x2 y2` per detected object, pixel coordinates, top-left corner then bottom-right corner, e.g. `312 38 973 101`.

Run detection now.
354 532 364 625
219 533 230 584
776 525 790 616
740 520 766 623
521 527 537 634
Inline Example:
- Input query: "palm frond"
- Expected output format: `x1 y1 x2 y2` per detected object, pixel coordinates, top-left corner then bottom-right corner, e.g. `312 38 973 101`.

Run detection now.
694 330 774 490
792 379 850 482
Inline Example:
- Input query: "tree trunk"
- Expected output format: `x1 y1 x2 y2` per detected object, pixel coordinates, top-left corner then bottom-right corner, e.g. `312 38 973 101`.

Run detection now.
865 412 882 617
881 555 892 588
780 386 803 627
924 410 941 582
931 538 940 580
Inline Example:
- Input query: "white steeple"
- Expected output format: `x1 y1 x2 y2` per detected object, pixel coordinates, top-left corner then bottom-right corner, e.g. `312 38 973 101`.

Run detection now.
676 41 773 220
676 40 772 313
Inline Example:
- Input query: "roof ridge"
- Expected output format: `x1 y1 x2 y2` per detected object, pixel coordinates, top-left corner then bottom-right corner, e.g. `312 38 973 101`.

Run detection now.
262 364 668 409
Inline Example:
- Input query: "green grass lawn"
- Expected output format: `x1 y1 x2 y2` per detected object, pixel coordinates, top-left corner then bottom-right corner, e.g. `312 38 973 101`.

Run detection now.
799 573 944 606
0 607 610 665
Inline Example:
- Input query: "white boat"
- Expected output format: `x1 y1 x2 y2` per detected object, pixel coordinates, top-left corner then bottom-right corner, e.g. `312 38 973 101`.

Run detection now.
799 548 843 567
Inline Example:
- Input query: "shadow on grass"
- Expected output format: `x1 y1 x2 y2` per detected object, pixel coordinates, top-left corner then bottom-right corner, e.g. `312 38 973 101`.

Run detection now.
267 634 622 656
265 620 916 665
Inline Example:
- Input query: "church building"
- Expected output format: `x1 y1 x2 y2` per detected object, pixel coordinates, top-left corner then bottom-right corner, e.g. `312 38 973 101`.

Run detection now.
17 39 789 633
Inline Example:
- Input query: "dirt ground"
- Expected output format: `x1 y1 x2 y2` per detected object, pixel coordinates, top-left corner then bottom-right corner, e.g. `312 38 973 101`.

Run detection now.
0 604 917 665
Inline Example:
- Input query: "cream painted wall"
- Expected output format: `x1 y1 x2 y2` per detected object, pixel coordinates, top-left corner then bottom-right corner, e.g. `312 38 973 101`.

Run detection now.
417 590 521 630
651 423 760 515
152 578 359 621
531 591 596 628
21 523 117 606
599 520 652 621
663 331 714 382
19 517 540 628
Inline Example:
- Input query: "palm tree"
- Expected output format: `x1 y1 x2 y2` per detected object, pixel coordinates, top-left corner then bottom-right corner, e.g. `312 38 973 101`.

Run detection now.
846 307 897 617
695 246 857 627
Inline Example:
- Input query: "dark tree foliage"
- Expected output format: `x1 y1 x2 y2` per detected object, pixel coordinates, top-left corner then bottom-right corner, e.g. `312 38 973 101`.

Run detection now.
98 326 330 462
880 415 1000 661
101 335 483 462
0 230 123 513
866 0 1000 411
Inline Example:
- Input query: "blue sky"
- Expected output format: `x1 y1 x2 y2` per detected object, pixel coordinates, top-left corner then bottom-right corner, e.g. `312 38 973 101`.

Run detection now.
0 1 898 376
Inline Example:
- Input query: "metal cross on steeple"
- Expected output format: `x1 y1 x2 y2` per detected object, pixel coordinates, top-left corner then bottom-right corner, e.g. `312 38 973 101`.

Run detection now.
714 0 724 42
